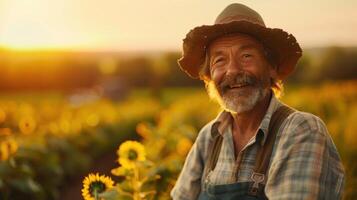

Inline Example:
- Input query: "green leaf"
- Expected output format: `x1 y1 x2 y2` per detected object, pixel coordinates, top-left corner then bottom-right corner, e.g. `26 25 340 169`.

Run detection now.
9 178 43 193
99 189 121 200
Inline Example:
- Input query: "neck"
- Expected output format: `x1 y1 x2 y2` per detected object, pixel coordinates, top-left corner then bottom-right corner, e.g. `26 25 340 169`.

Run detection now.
231 90 272 136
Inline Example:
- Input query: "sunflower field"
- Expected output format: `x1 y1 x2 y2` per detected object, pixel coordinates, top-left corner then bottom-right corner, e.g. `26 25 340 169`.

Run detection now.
0 92 162 200
82 81 356 200
0 80 356 200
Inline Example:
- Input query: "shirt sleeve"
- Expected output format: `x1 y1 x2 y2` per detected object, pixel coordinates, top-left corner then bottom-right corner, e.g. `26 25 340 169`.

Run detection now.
265 112 345 200
170 122 212 200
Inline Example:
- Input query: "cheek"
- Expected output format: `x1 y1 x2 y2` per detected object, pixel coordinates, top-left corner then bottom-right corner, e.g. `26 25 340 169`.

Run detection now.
211 68 225 84
250 60 272 81
258 68 273 85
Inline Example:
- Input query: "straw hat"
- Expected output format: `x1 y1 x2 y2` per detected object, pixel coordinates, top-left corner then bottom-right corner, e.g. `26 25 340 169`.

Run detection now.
178 3 302 80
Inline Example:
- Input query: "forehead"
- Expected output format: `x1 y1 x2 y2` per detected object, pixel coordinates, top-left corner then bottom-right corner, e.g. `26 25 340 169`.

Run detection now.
208 33 264 54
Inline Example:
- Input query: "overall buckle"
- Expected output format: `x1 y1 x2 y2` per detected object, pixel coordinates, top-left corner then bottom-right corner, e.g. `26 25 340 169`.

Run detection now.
248 172 265 196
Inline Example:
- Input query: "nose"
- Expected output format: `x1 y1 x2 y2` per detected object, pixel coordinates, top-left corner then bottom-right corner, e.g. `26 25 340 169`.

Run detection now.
225 56 242 76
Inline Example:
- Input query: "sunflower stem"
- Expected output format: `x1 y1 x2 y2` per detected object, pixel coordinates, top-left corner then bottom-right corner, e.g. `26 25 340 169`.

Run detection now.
94 190 99 200
133 165 141 200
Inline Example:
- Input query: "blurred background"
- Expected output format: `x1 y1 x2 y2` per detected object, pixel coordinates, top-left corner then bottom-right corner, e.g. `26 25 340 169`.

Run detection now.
0 0 356 199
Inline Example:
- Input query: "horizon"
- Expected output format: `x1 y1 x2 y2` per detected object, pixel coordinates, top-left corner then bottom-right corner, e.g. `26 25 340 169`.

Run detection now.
1 45 357 54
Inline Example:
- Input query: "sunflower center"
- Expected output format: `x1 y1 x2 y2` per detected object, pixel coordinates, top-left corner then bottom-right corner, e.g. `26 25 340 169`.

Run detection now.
128 149 138 160
89 181 106 195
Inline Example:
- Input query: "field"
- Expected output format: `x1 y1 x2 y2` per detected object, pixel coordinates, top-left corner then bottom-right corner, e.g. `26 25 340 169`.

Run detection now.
0 80 356 200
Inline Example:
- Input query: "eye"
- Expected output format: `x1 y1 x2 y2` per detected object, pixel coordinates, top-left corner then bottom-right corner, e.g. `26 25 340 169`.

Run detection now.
214 57 224 64
211 56 226 66
242 54 252 58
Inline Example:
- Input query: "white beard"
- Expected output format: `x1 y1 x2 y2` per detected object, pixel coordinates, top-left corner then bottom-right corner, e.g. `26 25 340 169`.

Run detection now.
221 86 267 114
207 81 269 114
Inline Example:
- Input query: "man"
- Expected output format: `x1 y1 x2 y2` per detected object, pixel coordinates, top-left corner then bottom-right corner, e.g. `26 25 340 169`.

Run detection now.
171 3 345 200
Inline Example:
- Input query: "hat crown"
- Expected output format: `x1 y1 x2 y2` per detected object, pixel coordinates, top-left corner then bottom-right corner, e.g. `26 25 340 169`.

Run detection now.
215 3 265 27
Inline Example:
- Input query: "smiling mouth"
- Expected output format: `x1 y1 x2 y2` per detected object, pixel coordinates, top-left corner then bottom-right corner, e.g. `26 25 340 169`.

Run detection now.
228 83 251 89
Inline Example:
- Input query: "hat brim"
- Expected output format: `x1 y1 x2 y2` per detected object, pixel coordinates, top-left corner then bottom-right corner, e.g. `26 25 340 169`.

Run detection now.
178 20 302 80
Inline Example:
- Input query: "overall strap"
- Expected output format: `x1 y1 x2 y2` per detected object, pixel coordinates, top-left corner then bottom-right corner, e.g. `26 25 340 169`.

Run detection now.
202 124 224 182
248 105 296 196
202 111 232 184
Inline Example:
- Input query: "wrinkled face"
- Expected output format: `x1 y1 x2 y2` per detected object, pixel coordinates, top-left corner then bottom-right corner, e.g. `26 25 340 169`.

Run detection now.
207 33 277 114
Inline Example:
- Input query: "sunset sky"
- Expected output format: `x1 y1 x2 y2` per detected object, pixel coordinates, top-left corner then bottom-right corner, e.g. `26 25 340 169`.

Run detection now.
0 0 356 51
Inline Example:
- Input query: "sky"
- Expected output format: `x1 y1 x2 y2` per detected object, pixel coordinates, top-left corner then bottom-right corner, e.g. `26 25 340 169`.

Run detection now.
0 0 356 51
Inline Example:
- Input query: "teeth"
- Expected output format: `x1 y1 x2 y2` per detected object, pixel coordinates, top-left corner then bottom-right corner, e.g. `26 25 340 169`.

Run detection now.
230 83 248 88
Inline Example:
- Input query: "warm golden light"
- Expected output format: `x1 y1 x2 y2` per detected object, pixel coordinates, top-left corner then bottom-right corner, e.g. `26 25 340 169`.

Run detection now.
0 0 102 50
0 29 74 50
0 22 100 50
0 0 356 50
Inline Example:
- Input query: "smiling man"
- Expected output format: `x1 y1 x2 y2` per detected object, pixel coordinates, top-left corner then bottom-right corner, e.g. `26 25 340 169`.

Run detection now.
171 3 345 200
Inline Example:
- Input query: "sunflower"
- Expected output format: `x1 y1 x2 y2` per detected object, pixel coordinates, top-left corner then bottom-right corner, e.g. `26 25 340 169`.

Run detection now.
0 139 18 161
0 142 9 161
0 108 6 124
6 138 18 155
117 140 146 169
176 137 193 157
81 173 114 200
19 116 36 134
0 128 12 136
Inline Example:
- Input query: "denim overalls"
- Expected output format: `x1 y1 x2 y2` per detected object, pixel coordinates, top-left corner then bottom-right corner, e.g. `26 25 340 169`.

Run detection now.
198 105 295 200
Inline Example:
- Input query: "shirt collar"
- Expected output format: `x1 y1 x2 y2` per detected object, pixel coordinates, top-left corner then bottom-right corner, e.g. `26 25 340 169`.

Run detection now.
210 92 283 145
210 110 232 138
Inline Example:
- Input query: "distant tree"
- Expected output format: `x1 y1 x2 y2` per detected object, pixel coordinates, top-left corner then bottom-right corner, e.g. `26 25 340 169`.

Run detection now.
287 54 313 84
116 57 154 87
162 52 202 87
320 47 357 81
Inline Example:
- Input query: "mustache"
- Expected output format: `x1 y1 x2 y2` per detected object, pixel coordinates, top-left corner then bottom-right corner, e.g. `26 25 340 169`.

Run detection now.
219 73 258 93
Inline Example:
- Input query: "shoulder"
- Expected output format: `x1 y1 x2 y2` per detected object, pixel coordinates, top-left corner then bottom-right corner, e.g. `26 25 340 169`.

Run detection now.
284 110 345 166
273 110 330 160
269 109 345 198
196 120 215 142
275 109 344 169
280 110 328 137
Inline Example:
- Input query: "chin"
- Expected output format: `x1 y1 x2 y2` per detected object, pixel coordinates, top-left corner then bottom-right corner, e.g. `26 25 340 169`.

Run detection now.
223 98 256 114
221 87 269 114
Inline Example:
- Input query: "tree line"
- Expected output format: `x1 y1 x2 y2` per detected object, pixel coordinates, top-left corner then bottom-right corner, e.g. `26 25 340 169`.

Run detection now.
0 46 355 92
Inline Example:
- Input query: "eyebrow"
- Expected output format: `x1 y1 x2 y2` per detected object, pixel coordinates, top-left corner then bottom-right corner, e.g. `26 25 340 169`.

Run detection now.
239 44 259 51
209 50 224 58
209 44 259 59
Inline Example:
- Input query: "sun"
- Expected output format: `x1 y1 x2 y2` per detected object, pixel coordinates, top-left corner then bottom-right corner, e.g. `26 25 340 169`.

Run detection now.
0 0 100 51
0 28 51 50
0 27 90 50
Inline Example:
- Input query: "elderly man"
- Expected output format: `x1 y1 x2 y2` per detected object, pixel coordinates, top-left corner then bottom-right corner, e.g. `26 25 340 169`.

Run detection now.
171 3 345 200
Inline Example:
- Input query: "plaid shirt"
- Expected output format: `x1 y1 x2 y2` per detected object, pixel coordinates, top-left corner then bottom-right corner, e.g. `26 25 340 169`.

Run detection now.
171 94 345 200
